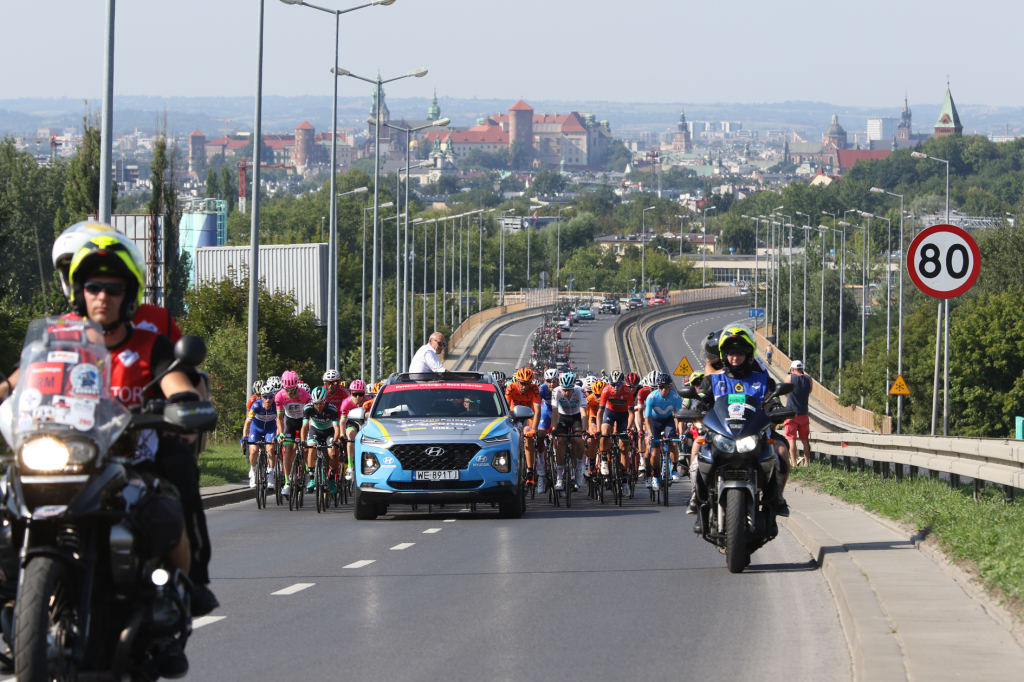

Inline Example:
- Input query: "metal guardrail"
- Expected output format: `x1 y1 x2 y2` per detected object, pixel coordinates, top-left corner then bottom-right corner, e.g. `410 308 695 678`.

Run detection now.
808 431 1024 499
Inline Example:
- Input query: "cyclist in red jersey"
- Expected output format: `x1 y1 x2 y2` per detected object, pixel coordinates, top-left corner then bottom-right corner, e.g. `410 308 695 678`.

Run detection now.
635 373 655 474
596 370 636 476
322 369 350 412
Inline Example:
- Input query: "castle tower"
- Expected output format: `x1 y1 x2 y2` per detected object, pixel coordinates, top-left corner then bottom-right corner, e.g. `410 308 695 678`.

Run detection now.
897 93 912 140
294 121 315 170
934 87 963 137
673 106 692 152
370 78 391 141
508 99 535 161
188 129 206 172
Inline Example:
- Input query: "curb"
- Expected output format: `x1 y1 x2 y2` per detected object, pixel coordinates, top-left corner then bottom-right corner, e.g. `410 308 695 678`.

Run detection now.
201 487 251 510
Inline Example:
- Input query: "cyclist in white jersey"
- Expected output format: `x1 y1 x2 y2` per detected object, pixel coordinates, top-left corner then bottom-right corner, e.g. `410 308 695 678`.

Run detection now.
550 372 589 490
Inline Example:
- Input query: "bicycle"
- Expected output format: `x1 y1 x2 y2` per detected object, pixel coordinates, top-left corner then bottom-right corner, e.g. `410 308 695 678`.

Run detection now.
310 439 335 514
272 440 284 506
253 440 271 509
284 436 307 511
650 436 682 507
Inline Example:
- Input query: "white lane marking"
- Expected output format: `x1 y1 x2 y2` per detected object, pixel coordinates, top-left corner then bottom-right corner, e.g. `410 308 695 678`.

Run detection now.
343 560 376 569
193 615 226 629
514 330 534 369
390 543 415 550
271 582 315 595
443 519 456 522
423 528 441 533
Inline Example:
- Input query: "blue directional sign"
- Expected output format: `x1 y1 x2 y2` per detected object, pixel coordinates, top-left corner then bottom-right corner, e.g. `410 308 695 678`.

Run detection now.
748 308 765 318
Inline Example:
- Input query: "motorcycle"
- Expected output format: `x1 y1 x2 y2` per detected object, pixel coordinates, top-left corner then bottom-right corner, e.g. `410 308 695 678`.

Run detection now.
678 383 794 573
0 317 217 680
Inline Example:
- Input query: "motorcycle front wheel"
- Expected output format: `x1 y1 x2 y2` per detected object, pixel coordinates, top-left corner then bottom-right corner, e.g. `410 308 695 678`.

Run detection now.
725 488 751 573
15 557 79 681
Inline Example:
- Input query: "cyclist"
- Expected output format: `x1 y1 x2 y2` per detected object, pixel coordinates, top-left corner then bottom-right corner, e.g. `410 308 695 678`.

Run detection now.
635 371 658 473
596 370 636 478
243 383 279 490
535 368 559 493
298 381 311 394
550 372 588 490
365 382 383 411
339 379 367 481
490 370 506 386
275 370 311 497
247 380 264 411
322 369 350 413
505 367 542 488
645 372 684 492
301 386 342 495
586 379 606 474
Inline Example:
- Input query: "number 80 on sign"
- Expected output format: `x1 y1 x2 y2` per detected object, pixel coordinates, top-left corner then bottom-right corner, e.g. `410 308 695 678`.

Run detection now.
906 224 981 299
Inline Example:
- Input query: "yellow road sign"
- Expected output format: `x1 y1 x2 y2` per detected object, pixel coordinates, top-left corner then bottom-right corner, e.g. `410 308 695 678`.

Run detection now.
889 374 910 396
673 356 694 376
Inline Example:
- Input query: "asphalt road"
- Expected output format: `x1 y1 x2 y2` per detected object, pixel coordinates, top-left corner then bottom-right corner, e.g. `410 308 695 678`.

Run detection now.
187 309 850 681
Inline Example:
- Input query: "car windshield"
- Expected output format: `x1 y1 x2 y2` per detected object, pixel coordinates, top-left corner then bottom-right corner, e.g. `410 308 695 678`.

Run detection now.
579 306 590 311
372 382 506 419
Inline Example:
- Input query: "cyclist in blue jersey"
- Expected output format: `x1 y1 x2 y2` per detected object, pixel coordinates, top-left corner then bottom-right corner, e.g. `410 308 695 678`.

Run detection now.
535 368 558 493
243 385 280 490
644 373 684 492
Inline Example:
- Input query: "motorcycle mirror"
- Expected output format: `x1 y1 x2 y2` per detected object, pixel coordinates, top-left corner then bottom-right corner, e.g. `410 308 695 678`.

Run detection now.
679 385 698 400
774 383 795 397
174 336 207 367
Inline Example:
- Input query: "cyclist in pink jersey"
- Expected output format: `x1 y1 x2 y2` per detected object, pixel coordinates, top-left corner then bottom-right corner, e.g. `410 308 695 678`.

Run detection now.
338 379 367 482
275 370 311 497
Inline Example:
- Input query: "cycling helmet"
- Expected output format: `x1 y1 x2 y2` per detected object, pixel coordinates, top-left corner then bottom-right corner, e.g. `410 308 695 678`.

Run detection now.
281 371 299 389
265 376 282 392
52 220 122 298
515 367 535 383
371 381 384 395
68 233 146 328
260 383 276 398
719 326 757 357
609 370 625 384
505 379 514 388
582 376 595 392
688 371 705 386
543 368 558 381
704 330 723 360
559 372 577 388
298 382 311 393
323 369 341 382
338 381 347 389
310 386 329 404
655 372 672 387
349 379 366 393
625 372 641 387
592 380 607 396
252 380 264 395
644 370 659 387
490 370 507 384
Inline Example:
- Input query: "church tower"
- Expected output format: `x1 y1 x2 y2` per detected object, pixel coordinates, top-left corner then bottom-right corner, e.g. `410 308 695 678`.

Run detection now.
426 88 441 122
673 106 692 153
369 77 391 142
897 93 912 141
934 87 963 137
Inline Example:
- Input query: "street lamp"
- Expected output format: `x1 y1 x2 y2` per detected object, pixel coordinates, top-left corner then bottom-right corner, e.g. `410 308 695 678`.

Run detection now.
675 214 687 257
818 225 838 380
911 151 951 436
244 0 268 392
479 209 495 313
836 220 854 394
98 0 115 222
702 206 717 287
360 201 392 380
795 212 812 365
742 214 761 328
872 187 906 433
334 64 428 382
557 206 575 292
642 206 656 295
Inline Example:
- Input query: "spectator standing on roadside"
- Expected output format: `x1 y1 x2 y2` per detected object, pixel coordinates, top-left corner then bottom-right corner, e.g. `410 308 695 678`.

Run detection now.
766 345 774 366
409 332 448 374
784 361 812 466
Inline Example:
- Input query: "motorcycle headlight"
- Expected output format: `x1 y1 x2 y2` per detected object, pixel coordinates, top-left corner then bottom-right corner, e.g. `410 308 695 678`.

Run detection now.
735 435 760 453
711 433 736 453
20 437 71 472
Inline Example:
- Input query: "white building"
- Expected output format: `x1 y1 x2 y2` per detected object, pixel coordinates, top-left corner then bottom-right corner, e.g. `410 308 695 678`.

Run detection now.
867 117 897 142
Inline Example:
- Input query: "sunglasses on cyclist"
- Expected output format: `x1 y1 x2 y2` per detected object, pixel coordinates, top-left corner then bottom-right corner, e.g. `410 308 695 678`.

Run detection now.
351 391 365 397
285 386 297 393
83 281 126 297
611 382 622 387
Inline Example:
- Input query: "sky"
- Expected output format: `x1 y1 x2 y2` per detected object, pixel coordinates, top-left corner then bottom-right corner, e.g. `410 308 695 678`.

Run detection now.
3 0 1021 108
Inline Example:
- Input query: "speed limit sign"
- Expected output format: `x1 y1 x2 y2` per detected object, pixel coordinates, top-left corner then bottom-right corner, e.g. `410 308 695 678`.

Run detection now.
907 224 981 299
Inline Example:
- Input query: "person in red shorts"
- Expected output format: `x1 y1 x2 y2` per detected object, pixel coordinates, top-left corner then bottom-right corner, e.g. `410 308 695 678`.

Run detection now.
783 361 812 466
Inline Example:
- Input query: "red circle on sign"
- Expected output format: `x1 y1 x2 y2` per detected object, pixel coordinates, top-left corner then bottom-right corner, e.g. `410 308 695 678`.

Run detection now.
906 224 980 299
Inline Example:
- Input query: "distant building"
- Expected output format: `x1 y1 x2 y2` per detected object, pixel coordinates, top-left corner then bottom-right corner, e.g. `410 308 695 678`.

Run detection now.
672 107 692 153
934 87 963 137
200 121 345 173
867 117 897 142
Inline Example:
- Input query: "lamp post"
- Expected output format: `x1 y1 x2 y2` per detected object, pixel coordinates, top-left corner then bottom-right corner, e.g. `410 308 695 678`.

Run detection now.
872 187 906 433
333 185 369 365
742 215 760 327
333 63 428 383
283 0 394 370
422 218 435 344
479 209 493 313
675 214 686 258
557 206 575 292
837 221 853 394
702 206 716 287
796 212 811 365
911 151 951 436
642 206 656 294
98 0 115 222
818 225 837 380
361 201 392 380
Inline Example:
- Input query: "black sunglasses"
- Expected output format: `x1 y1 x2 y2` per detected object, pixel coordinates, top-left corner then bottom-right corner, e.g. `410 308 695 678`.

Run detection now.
83 281 126 297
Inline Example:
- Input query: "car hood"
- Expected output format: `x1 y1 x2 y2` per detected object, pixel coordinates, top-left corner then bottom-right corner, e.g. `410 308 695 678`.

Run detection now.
362 416 511 444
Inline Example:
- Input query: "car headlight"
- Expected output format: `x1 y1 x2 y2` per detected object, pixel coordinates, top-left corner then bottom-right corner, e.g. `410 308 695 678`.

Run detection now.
491 451 511 473
711 433 736 453
20 438 71 472
362 452 380 475
483 432 510 443
735 435 759 453
360 434 388 446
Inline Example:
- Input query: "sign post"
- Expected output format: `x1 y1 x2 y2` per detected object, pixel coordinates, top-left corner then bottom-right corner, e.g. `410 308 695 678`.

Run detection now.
906 224 981 437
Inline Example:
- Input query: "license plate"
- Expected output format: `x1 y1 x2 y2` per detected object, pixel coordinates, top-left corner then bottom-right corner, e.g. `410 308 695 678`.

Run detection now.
413 470 459 481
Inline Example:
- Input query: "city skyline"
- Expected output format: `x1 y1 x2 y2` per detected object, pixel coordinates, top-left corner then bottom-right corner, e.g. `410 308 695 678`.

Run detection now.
3 0 1022 107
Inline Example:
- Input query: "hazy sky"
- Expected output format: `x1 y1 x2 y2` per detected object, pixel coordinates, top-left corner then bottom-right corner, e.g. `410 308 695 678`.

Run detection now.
4 0 1020 107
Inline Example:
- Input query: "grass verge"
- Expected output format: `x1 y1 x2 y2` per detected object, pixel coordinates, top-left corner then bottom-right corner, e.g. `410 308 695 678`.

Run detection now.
789 461 1024 608
198 442 250 487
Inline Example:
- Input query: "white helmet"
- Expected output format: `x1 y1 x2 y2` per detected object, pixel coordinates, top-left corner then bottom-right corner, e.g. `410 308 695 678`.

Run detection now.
323 369 341 382
53 220 123 298
265 376 282 392
643 370 659 387
543 368 558 381
583 376 595 391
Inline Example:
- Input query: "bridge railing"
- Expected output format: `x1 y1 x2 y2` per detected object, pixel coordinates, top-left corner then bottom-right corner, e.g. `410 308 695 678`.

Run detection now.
443 288 557 360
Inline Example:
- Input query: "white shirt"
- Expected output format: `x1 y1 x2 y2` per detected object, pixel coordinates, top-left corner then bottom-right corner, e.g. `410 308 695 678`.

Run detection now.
409 343 446 374
552 386 587 415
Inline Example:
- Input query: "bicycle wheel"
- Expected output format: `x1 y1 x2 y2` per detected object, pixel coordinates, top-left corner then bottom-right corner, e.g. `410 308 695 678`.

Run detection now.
274 446 284 506
564 452 573 508
662 454 671 507
257 448 267 509
298 464 307 508
315 457 324 514
288 454 300 511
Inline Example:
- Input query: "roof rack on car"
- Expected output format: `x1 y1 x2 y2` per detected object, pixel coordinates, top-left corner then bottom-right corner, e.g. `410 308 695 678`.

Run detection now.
392 371 487 384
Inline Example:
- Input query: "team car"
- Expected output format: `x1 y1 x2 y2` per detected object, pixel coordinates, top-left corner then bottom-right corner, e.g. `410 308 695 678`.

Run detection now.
577 305 595 320
352 372 533 519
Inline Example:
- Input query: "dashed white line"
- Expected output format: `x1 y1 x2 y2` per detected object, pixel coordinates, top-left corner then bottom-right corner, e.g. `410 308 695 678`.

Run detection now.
271 582 315 595
443 519 456 522
390 543 415 550
423 528 441 533
193 615 226 629
343 560 376 568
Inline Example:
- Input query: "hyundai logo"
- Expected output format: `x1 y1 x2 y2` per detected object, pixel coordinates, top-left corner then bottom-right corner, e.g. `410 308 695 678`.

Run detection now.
424 446 446 457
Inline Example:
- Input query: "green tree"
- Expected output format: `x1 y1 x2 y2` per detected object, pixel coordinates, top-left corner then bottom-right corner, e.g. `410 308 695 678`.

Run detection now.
149 131 189 317
54 113 112 227
531 169 568 197
605 140 632 173
205 168 220 199
509 140 532 171
220 166 236 213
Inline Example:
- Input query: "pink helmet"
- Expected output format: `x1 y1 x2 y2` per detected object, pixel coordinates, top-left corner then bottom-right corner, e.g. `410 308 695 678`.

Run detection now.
349 379 366 393
281 370 299 389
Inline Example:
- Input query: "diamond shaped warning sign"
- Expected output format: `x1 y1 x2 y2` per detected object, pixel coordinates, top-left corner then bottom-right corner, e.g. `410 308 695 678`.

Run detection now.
889 374 910 396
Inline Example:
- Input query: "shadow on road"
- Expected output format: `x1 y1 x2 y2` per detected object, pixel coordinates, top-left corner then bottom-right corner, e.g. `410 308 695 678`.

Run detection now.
744 559 819 573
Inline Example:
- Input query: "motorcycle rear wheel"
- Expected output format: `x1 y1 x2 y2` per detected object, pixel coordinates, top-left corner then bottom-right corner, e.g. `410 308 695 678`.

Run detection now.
15 557 78 681
725 488 750 573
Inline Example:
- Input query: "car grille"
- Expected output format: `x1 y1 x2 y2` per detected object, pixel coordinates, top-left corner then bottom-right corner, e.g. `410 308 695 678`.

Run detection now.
388 443 481 470
388 480 483 491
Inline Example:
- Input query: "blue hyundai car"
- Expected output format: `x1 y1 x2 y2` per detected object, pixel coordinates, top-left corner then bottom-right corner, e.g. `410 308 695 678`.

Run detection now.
352 372 532 519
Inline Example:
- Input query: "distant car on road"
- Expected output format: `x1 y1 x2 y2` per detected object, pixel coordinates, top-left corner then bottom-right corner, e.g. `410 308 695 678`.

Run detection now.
577 305 595 320
599 299 620 315
627 297 645 310
558 318 571 330
648 297 668 306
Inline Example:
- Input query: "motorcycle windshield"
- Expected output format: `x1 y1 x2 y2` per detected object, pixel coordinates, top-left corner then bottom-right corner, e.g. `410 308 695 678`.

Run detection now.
0 316 130 454
705 394 769 440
